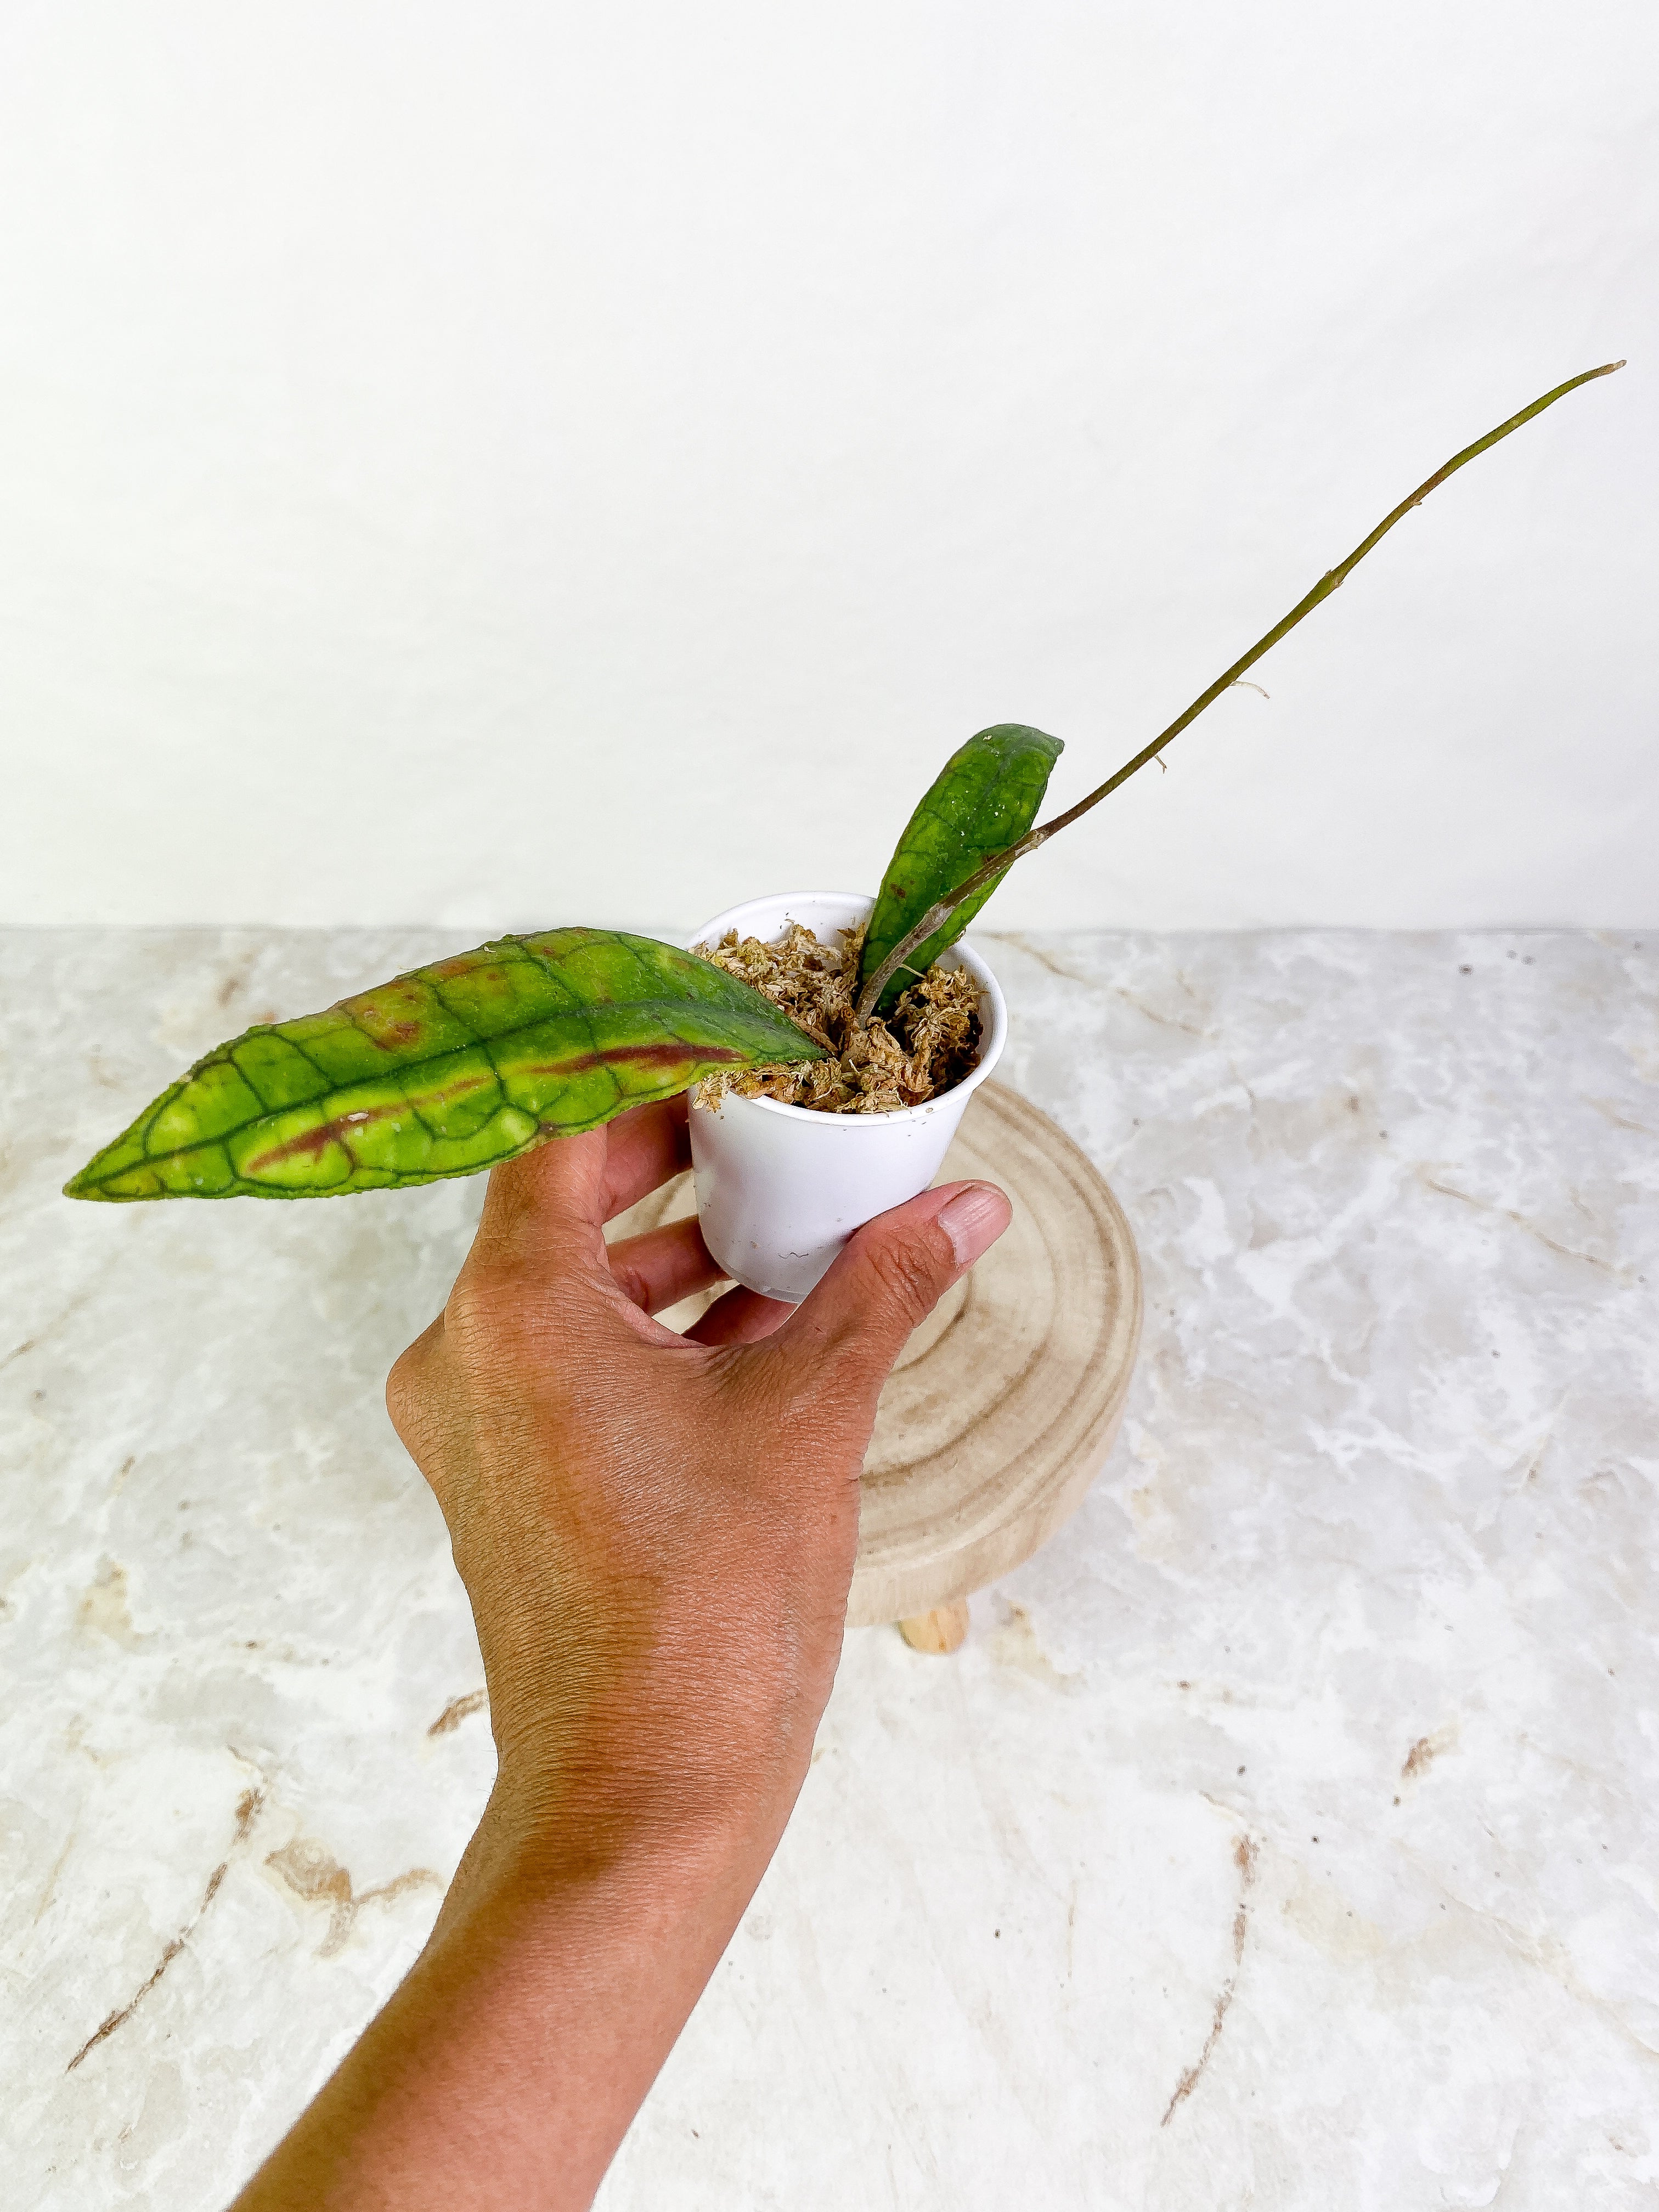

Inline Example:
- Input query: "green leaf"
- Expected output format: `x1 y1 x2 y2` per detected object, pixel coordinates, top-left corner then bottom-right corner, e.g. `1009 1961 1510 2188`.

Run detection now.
859 724 1063 1013
65 929 825 1203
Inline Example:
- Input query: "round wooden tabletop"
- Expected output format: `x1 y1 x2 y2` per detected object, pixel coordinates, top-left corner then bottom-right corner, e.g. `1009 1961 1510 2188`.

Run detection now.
606 1080 1142 1627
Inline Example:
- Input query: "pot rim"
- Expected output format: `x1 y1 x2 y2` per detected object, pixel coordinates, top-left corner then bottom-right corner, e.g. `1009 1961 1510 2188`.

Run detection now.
686 888 1007 1130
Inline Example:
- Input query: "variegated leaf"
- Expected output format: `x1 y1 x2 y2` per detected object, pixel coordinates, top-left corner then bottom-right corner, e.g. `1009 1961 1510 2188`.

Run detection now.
65 929 823 1201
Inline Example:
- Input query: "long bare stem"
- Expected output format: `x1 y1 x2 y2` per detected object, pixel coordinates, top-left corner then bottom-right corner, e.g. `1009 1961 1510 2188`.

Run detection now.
856 359 1624 1023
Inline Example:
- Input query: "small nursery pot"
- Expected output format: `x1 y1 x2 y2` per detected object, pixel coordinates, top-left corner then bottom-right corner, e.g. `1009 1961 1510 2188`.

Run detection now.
686 890 1007 1303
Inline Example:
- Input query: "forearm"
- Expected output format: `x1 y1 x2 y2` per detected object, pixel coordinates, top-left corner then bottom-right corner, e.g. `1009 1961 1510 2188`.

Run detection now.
230 1776 786 2212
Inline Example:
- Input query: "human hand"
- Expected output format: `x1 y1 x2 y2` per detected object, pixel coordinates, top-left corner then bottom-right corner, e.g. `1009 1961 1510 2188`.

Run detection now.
226 1097 1009 2210
387 1092 1011 1870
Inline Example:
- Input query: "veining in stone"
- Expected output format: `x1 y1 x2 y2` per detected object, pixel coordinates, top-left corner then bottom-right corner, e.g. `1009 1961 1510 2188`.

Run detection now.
2 925 1656 2207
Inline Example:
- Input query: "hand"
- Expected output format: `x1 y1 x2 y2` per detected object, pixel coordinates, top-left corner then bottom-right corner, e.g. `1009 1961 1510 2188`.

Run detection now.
232 1095 1010 2211
393 1093 1011 1858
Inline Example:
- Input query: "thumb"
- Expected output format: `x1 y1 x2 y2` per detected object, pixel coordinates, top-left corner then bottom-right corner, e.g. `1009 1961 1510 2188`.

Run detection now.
775 1180 1012 1393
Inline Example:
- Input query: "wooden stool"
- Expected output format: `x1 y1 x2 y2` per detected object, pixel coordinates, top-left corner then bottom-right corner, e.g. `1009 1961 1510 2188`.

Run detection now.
607 1081 1142 1652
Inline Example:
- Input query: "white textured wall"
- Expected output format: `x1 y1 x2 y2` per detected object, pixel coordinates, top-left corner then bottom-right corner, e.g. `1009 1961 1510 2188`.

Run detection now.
2 2 1653 932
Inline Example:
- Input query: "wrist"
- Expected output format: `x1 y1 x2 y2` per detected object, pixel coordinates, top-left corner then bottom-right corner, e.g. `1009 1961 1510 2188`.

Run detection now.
431 1747 788 1991
473 1600 838 1860
437 1680 813 1949
490 1711 808 1879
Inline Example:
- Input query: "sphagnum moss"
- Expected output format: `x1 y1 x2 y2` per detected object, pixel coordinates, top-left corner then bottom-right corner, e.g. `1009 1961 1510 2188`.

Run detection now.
693 922 981 1114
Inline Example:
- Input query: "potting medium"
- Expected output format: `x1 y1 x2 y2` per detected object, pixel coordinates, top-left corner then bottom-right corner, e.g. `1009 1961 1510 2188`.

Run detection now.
686 890 1007 1301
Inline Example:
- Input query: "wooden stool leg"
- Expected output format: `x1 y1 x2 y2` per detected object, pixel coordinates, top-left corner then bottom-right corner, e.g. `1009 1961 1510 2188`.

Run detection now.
898 1601 970 1655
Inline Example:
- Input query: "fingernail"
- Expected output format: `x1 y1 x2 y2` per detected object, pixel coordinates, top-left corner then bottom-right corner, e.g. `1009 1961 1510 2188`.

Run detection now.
936 1183 1009 1268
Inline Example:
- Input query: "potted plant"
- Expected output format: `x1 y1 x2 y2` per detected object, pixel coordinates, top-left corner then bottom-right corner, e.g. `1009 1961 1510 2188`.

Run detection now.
66 364 1622 1301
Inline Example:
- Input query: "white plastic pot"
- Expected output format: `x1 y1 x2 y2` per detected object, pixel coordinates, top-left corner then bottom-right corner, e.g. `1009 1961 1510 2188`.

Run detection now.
686 890 1007 1302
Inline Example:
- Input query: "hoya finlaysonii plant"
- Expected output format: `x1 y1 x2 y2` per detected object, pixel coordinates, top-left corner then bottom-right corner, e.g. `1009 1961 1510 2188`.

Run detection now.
65 362 1621 1205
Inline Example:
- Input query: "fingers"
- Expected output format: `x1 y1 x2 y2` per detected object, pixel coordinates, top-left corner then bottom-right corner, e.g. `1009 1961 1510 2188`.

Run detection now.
474 1126 610 1264
607 1215 726 1317
598 1096 692 1222
773 1180 1012 1393
471 1097 692 1271
683 1284 795 1347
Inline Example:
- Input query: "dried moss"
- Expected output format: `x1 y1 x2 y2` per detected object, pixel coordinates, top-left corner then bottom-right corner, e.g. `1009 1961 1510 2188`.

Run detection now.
692 920 983 1115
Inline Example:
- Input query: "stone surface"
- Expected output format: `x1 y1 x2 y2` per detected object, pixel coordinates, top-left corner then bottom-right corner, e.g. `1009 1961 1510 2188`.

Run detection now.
3 925 1657 2209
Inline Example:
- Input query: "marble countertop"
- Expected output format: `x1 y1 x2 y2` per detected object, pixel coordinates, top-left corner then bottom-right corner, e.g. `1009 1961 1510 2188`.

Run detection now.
4 926 1657 2209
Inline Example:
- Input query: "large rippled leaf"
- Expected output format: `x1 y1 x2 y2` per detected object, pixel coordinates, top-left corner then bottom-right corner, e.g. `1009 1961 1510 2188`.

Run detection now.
859 724 1063 1013
65 929 824 1202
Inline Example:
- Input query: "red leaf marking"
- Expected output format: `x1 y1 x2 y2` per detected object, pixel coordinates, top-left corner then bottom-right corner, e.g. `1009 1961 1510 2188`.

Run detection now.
242 1073 494 1175
335 977 436 1049
426 951 504 982
238 1045 746 1176
243 1108 398 1173
516 1042 748 1077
